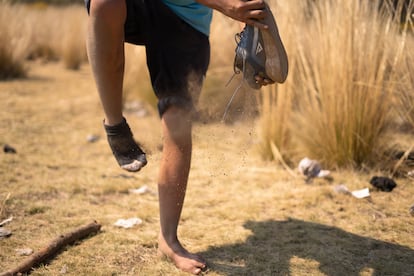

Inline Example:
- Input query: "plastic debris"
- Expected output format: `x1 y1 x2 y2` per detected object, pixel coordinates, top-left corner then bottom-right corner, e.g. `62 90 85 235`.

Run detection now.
114 217 143 228
128 185 153 195
16 248 34 256
333 184 351 195
369 176 397 192
86 134 100 143
298 157 330 182
0 216 13 227
0 227 12 239
333 185 370 199
351 188 370 199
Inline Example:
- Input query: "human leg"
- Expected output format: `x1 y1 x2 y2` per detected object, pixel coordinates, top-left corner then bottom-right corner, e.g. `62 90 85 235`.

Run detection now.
138 1 209 273
85 0 147 172
157 106 206 275
86 0 125 126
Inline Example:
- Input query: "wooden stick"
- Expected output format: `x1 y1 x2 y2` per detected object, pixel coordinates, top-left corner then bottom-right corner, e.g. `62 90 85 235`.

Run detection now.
1 221 101 276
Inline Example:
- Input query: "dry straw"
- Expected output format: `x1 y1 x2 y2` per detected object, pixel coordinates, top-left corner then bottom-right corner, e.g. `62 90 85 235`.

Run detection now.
0 1 87 78
258 0 414 169
1 0 412 170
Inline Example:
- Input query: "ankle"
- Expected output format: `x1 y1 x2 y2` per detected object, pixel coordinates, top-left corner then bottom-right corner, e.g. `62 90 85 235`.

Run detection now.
159 232 178 245
103 117 147 172
104 116 124 127
104 117 129 136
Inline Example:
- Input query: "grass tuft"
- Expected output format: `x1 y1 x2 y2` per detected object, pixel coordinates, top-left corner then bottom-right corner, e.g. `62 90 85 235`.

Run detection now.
257 0 414 169
0 2 29 79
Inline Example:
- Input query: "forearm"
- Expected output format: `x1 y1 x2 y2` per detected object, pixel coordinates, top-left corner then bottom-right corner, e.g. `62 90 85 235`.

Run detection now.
195 0 236 14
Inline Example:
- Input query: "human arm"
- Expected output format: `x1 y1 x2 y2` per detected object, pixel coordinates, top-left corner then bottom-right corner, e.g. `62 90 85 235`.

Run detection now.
196 0 270 29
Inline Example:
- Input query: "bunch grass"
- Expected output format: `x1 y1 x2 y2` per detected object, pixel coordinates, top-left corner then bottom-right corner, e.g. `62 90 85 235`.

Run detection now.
258 0 414 169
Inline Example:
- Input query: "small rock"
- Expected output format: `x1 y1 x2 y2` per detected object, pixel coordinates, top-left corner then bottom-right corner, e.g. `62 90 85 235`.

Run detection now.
369 176 397 192
3 144 17 154
410 205 414 216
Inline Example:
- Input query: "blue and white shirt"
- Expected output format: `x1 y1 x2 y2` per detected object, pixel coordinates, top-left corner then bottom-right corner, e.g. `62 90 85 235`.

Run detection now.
161 0 213 36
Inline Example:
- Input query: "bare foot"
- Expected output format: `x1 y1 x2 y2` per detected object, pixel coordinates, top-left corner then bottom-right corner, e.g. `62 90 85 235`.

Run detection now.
158 234 207 275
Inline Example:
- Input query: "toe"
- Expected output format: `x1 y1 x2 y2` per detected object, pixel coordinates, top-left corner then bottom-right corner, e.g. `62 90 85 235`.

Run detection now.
121 160 145 172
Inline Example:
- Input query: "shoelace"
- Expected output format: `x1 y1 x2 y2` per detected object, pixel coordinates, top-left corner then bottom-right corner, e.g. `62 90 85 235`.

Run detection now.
222 30 248 122
233 29 246 75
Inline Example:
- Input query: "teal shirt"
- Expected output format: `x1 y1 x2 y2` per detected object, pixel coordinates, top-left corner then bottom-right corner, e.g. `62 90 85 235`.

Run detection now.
161 0 213 36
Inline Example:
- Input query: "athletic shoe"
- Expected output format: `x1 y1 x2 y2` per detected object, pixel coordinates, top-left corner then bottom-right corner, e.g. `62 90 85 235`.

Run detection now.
234 1 288 89
104 118 147 172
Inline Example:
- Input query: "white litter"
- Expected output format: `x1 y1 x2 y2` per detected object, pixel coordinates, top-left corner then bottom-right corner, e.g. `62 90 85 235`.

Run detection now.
114 217 143 228
334 184 351 195
0 227 12 238
16 248 33 256
128 185 152 195
0 216 13 227
351 188 370 199
86 134 100 143
334 184 370 199
298 157 330 181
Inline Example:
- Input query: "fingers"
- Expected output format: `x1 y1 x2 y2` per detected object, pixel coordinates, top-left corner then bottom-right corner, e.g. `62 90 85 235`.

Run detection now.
226 0 269 29
246 18 269 29
243 0 269 23
243 0 266 11
255 75 275 87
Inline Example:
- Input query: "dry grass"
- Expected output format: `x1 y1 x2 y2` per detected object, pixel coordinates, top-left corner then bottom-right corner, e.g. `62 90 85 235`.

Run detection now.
0 2 87 77
0 2 30 79
258 0 414 170
395 35 414 130
1 58 413 276
123 45 157 111
1 1 414 275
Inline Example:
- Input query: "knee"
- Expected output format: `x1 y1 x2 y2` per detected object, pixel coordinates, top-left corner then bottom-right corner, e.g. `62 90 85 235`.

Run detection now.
162 107 192 144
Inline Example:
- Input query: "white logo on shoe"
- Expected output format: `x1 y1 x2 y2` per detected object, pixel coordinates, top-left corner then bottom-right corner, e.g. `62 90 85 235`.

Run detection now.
256 42 263 55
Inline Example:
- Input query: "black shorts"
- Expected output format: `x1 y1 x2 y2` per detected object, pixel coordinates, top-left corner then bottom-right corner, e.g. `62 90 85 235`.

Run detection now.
85 0 210 116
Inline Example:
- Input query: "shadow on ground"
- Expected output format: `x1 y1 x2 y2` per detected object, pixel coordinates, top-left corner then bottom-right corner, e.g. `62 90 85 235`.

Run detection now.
202 218 414 275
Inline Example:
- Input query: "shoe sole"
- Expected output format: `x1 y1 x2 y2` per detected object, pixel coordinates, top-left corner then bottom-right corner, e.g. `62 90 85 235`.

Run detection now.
261 2 288 83
121 158 147 172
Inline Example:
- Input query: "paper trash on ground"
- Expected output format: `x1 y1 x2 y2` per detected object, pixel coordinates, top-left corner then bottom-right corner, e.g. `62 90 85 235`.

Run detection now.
334 184 351 195
16 248 34 256
129 185 153 195
0 216 13 227
334 185 370 199
114 217 143 228
0 227 12 239
351 188 370 199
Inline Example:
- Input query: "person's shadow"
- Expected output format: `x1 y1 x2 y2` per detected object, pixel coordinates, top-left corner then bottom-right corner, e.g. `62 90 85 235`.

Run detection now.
201 218 414 275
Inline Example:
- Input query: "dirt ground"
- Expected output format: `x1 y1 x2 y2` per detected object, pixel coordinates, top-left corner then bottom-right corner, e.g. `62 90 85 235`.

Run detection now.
1 61 413 275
